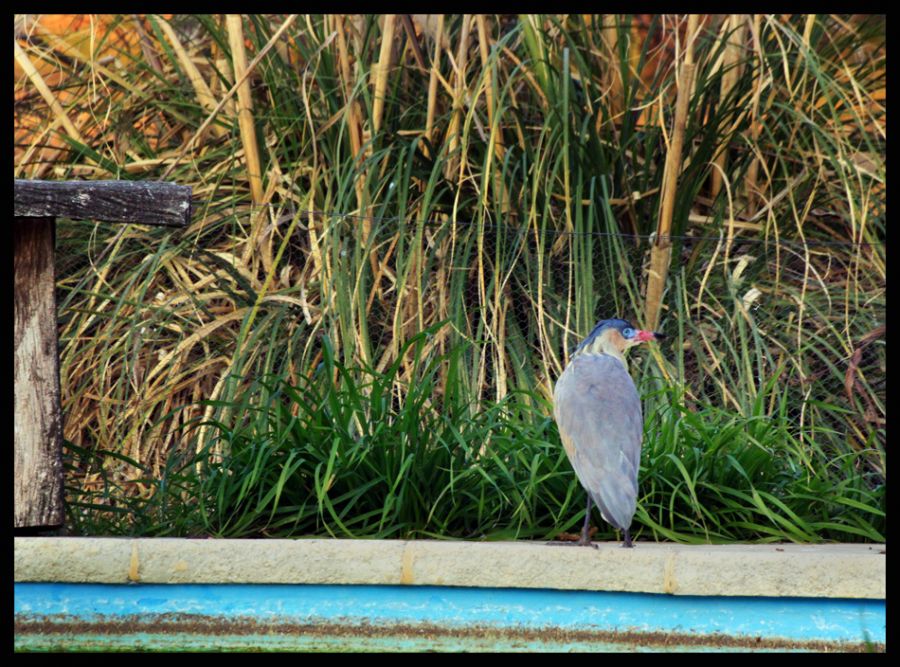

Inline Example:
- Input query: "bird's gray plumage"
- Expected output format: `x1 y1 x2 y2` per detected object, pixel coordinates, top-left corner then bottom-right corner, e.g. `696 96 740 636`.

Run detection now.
553 352 643 531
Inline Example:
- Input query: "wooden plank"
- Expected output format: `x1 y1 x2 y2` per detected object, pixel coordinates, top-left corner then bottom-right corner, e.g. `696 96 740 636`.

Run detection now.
14 179 192 227
14 217 64 528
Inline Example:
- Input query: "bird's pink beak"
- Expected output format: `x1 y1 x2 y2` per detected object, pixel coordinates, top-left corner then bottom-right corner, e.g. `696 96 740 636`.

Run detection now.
635 329 664 342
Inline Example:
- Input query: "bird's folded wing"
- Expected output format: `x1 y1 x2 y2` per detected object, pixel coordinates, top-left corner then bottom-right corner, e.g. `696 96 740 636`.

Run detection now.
553 354 643 529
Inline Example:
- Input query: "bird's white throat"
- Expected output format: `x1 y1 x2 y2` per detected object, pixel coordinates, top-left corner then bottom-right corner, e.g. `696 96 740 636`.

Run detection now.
579 336 628 370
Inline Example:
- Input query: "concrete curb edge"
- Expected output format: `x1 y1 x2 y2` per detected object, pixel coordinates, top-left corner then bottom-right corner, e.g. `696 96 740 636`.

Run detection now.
14 538 886 599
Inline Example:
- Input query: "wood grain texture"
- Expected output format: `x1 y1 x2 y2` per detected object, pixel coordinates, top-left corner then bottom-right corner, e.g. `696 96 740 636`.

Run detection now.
14 217 64 528
14 179 191 227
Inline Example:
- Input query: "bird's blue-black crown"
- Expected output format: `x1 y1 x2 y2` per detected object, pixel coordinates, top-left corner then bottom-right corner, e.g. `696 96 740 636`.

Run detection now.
573 318 636 354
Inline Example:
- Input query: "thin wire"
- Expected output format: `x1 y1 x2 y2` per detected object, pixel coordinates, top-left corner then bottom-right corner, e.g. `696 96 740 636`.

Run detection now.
203 203 886 249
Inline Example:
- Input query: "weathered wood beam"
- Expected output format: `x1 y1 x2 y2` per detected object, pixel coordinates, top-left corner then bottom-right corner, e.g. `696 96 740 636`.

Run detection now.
14 179 192 227
14 217 65 528
14 178 191 529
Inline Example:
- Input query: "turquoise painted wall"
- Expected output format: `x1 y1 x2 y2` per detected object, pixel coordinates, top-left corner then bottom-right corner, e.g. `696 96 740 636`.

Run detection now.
15 583 885 651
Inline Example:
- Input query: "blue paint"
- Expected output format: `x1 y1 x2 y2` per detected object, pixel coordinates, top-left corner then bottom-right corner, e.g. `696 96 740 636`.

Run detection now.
15 583 884 646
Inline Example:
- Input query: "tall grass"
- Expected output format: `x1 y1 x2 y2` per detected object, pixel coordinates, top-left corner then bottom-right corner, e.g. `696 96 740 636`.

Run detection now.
15 14 884 541
64 327 883 542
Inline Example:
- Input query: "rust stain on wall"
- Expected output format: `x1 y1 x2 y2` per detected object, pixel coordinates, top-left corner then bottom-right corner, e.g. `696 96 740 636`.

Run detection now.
15 614 883 652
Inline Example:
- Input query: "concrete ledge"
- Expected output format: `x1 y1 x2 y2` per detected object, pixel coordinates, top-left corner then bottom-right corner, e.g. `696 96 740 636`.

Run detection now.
14 538 885 599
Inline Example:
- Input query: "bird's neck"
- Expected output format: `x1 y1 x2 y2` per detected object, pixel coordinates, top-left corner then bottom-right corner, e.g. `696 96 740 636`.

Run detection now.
581 332 628 369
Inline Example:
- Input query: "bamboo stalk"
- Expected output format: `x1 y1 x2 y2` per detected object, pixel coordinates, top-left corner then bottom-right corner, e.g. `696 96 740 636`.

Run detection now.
710 15 748 201
372 14 397 134
334 15 363 159
159 14 297 181
600 14 624 124
424 15 445 151
226 14 264 205
744 15 765 217
644 14 699 332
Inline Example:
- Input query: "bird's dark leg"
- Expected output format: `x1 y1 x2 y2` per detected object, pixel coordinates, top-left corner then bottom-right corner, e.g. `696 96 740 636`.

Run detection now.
578 496 597 548
545 496 599 548
622 529 634 549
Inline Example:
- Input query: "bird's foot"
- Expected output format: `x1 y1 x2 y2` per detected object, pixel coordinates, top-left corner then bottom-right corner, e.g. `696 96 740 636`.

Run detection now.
546 533 599 550
546 540 598 549
578 524 599 549
578 536 599 550
621 530 634 548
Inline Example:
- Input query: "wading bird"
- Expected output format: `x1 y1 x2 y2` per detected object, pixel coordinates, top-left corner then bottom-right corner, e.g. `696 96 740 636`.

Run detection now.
553 318 664 548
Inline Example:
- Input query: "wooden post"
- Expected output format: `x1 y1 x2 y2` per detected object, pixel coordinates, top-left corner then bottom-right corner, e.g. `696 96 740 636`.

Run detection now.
13 179 191 530
14 216 64 529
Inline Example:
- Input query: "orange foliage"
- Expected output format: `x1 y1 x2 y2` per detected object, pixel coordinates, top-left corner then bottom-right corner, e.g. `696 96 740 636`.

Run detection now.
15 15 172 177
15 14 173 79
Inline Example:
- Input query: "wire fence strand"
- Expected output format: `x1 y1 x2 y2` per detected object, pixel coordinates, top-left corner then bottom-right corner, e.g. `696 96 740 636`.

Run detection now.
194 204 886 249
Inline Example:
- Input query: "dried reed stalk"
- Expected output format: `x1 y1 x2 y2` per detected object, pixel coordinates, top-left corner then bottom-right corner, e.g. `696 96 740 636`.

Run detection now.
211 15 237 117
644 14 699 331
476 15 500 153
400 14 428 70
131 15 163 73
334 15 363 159
372 14 396 134
600 14 624 124
334 16 374 279
14 40 85 143
710 15 748 201
744 15 764 217
226 14 264 205
159 14 297 181
157 17 227 139
425 15 445 151
476 14 509 212
444 15 472 182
